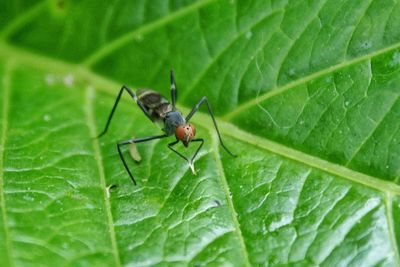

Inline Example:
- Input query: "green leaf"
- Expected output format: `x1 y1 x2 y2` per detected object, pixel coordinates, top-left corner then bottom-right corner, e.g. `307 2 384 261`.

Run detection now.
0 0 400 266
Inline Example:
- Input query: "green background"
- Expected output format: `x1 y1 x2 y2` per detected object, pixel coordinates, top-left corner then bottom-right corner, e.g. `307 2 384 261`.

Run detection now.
0 0 400 266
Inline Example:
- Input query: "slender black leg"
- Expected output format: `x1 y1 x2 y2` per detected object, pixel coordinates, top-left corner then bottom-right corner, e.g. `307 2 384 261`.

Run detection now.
118 134 167 185
168 139 186 162
170 70 177 109
186 97 236 157
189 138 204 163
97 85 153 138
168 138 204 174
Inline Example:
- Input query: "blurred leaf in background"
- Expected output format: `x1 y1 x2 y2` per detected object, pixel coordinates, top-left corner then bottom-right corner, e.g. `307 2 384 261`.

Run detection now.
1 0 400 266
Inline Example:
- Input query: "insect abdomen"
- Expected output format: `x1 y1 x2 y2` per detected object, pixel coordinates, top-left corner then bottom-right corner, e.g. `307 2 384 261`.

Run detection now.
137 89 173 120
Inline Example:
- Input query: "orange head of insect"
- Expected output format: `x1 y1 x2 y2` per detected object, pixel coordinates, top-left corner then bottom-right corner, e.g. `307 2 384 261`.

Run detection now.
175 123 196 147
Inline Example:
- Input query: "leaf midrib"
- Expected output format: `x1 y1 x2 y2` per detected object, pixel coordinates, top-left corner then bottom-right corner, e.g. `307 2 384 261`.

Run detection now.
210 132 251 267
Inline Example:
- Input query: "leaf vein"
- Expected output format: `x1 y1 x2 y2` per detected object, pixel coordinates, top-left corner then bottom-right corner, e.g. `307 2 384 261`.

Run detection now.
83 0 217 66
0 60 14 267
210 130 251 267
181 8 284 101
346 94 399 166
1 41 399 196
213 121 400 195
84 86 121 267
224 40 400 120
342 0 375 59
275 0 329 87
186 230 234 263
385 193 400 266
0 1 46 40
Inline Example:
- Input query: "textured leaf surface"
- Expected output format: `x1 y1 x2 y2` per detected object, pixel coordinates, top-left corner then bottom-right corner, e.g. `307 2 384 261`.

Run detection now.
0 0 400 266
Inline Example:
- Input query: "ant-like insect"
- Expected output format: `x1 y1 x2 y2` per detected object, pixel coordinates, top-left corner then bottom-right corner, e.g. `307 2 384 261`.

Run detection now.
97 70 236 185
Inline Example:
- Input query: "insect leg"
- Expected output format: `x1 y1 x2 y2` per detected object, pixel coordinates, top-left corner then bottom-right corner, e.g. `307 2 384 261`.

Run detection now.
118 134 167 185
168 138 204 174
189 138 204 164
170 70 177 108
185 97 236 157
168 139 188 162
97 85 153 138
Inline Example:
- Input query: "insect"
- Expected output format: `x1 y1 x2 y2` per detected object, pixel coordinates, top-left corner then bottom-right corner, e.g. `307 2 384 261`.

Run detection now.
97 70 236 185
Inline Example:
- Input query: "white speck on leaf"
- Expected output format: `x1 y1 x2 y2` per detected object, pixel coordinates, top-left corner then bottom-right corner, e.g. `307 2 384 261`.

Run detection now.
189 162 196 175
262 224 267 234
288 68 296 76
63 73 74 87
45 74 55 85
23 194 34 202
43 114 51 122
361 41 372 50
245 31 252 39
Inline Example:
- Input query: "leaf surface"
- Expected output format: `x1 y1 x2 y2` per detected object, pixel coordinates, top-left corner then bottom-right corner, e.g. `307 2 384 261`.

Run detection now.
0 0 399 266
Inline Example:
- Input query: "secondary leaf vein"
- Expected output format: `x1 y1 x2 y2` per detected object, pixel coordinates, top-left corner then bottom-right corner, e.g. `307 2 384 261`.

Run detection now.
0 59 14 267
84 86 121 267
83 0 216 66
224 40 400 120
385 193 400 266
0 1 47 40
346 94 399 166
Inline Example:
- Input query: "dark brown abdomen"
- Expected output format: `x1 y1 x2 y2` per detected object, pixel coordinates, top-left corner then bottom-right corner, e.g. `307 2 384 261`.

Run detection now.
137 89 173 121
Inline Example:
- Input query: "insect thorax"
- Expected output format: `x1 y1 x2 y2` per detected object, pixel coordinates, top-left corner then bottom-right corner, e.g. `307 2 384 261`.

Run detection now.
137 89 185 135
164 111 186 135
